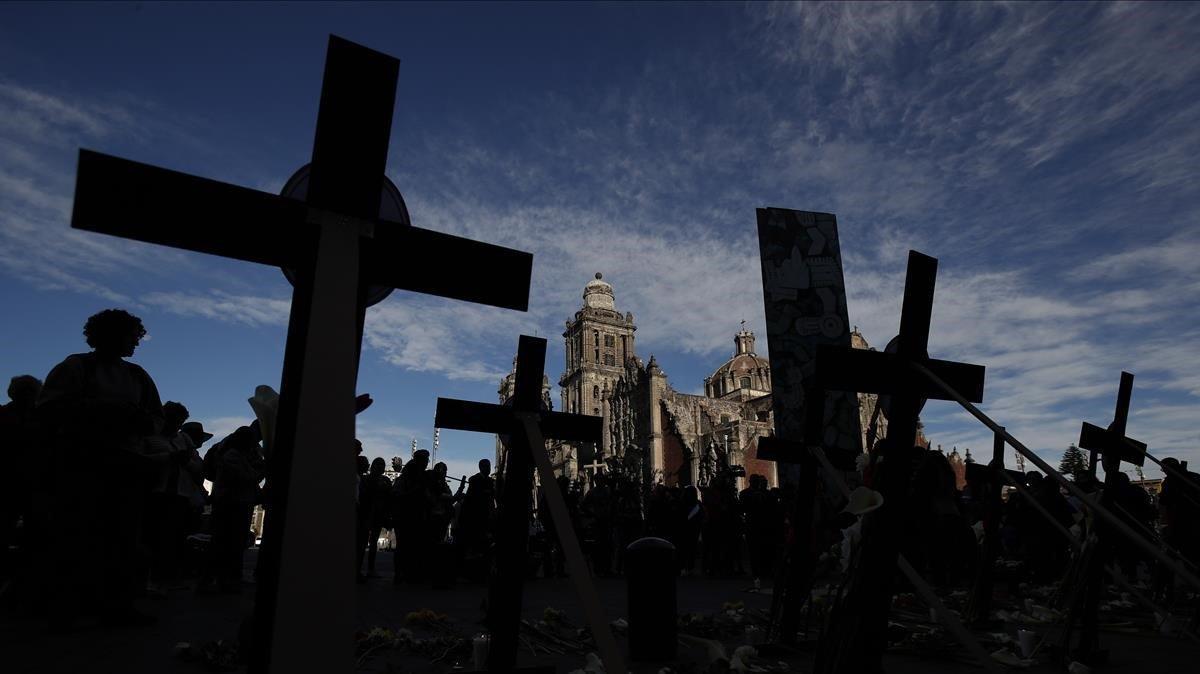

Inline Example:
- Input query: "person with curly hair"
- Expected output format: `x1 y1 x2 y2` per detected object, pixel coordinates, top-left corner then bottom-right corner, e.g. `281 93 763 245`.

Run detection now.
37 309 164 630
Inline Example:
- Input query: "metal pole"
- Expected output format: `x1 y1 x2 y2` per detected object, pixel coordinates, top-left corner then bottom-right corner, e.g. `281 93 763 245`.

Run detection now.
910 361 1200 594
995 456 1196 640
997 470 1080 549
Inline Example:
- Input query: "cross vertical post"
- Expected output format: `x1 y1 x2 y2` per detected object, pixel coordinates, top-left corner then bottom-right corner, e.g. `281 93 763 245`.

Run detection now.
967 427 1006 622
1064 371 1146 662
435 336 624 673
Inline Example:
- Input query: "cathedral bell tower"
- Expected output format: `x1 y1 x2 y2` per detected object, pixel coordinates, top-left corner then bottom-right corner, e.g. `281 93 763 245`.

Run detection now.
560 273 636 467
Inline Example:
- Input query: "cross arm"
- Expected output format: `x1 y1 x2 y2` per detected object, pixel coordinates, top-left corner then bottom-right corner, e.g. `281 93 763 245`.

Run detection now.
539 410 601 443
815 345 985 403
434 398 601 443
757 436 858 470
362 226 532 311
1079 421 1147 467
435 398 511 435
73 150 314 267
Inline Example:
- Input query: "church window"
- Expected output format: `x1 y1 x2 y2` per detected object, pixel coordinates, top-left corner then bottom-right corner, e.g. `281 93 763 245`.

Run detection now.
604 334 615 348
604 353 615 366
740 377 751 389
593 385 599 400
621 335 627 356
594 407 600 415
721 415 730 425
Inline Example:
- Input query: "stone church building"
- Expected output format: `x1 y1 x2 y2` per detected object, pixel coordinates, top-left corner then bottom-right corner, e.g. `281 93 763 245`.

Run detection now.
497 273 888 489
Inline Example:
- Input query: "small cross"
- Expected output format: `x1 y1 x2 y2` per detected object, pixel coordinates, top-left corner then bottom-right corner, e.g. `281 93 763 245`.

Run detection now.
435 336 624 674
1079 371 1147 474
582 456 607 477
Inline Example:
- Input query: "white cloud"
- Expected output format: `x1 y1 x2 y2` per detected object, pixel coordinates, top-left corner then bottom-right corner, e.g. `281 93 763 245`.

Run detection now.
141 289 292 328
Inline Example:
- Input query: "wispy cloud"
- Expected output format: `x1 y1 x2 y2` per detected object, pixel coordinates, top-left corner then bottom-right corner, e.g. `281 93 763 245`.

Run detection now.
141 290 292 328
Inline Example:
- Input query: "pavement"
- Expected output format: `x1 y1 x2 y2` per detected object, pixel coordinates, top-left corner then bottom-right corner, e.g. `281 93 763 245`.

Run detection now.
2 548 1197 673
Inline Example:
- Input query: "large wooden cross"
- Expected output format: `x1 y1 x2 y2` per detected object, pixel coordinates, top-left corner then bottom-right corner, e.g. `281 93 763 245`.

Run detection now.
70 36 532 674
814 251 986 674
1079 371 1147 476
435 336 624 673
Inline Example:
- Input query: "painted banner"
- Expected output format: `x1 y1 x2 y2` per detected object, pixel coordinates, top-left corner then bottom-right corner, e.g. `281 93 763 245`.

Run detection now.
757 207 862 468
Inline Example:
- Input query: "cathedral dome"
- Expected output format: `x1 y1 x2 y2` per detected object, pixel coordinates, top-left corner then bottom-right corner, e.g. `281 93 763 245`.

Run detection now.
706 328 771 398
711 352 770 380
583 272 615 310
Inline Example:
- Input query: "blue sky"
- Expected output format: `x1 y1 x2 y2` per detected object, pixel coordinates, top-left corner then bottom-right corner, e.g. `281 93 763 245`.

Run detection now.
2 2 1198 480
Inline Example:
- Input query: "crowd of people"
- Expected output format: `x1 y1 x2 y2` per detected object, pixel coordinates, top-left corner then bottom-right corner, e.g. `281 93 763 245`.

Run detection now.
0 309 269 631
4 309 1199 638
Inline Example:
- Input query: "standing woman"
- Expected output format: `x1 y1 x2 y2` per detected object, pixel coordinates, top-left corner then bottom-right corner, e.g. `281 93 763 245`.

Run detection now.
38 309 165 629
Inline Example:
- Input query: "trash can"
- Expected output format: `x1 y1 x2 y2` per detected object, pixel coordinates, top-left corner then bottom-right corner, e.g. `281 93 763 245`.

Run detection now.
626 536 677 661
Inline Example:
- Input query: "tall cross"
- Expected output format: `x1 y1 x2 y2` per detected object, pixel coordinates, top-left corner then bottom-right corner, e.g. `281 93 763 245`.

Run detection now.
69 36 532 674
814 251 985 674
435 336 624 673
1064 371 1146 661
1079 371 1146 476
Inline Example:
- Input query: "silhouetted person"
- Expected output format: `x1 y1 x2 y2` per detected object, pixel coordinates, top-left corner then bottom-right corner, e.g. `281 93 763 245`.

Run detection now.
428 461 459 545
358 457 391 579
537 475 573 578
613 476 644 575
456 458 495 579
583 474 614 576
391 449 430 583
198 426 263 594
741 474 781 583
0 375 43 593
354 454 371 583
37 309 164 629
676 486 702 576
906 449 974 587
144 403 208 596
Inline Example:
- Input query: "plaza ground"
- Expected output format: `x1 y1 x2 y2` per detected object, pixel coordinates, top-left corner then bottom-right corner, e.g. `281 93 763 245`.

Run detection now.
2 548 1196 673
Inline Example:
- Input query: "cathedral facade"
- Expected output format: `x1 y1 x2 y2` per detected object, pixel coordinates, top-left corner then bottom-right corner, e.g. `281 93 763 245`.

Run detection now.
497 273 888 489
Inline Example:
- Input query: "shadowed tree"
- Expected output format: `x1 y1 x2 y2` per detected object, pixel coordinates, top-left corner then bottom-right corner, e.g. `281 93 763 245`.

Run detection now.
1059 443 1089 480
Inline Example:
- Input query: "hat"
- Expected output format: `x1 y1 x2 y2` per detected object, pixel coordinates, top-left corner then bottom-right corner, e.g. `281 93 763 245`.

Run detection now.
181 421 214 444
841 486 884 516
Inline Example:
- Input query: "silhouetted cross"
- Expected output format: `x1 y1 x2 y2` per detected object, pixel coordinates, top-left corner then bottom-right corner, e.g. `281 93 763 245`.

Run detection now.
815 251 985 437
1079 371 1147 474
435 335 623 673
70 36 532 674
813 250 986 674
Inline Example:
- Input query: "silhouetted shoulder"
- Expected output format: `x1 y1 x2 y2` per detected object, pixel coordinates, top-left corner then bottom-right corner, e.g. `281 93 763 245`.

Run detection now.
38 353 92 405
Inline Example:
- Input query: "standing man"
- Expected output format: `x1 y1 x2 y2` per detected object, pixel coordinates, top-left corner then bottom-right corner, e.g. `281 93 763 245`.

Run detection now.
198 426 263 594
0 375 44 594
38 309 165 629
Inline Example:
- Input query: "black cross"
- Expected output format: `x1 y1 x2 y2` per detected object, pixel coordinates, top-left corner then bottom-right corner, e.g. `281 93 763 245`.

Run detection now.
814 251 985 433
435 336 624 673
69 36 532 674
1079 371 1147 475
814 251 986 674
